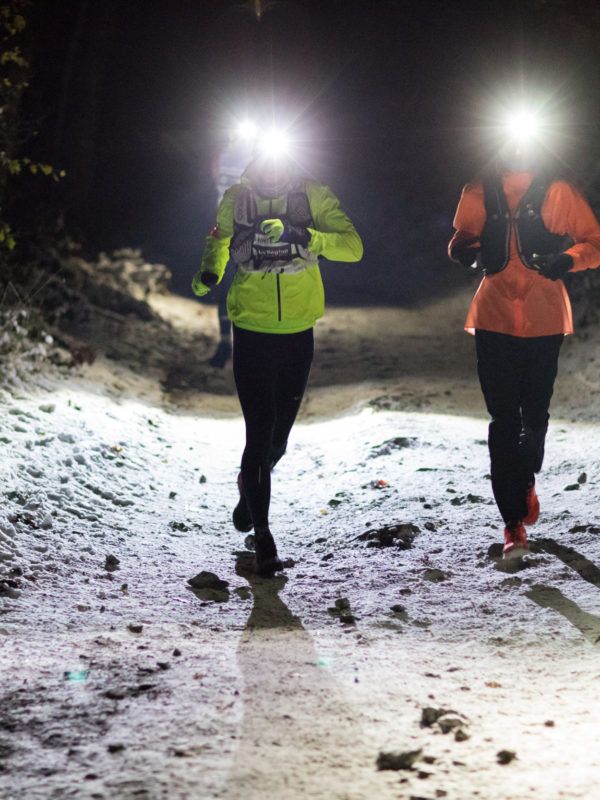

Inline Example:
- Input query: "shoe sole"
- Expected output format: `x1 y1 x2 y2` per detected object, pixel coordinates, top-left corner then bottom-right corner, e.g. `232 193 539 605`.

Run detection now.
503 545 530 560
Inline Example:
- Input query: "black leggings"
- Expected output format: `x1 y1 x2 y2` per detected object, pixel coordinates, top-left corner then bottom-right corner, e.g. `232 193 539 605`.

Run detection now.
233 325 314 530
475 330 563 525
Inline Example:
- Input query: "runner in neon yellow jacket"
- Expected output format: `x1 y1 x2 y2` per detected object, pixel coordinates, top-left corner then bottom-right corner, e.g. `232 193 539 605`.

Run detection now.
192 173 363 333
192 154 362 577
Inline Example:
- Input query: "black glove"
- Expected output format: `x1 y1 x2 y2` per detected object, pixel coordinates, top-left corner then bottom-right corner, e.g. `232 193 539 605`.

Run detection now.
451 237 481 269
280 223 310 247
531 253 573 281
200 270 218 287
261 219 311 247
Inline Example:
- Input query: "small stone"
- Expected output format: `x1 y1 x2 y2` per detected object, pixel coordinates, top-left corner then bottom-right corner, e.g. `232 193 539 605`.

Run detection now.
128 623 143 634
77 604 91 612
199 474 207 483
335 597 351 611
107 743 125 753
169 491 177 499
564 484 580 491
423 568 446 583
497 749 516 765
376 748 422 771
390 604 409 622
105 554 120 572
173 648 181 657
544 720 555 727
438 717 464 735
421 707 450 727
169 521 190 532
487 542 503 559
157 662 170 670
454 729 470 742
577 472 587 484
187 571 229 591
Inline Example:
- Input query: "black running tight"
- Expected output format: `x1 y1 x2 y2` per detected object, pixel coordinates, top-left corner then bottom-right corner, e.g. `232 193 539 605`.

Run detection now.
232 325 314 530
475 329 563 525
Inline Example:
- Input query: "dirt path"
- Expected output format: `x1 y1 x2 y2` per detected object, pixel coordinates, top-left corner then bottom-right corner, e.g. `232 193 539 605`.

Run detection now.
1 290 600 799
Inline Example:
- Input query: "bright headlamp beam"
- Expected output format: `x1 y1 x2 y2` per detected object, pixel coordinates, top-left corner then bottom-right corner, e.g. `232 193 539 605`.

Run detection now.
504 110 540 143
257 128 291 158
236 119 259 141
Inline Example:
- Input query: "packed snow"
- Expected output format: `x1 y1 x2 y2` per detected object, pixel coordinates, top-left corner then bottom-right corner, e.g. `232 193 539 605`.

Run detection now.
1 287 600 800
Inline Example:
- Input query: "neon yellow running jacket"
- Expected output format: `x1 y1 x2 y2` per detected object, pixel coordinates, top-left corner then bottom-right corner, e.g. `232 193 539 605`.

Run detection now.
194 177 363 334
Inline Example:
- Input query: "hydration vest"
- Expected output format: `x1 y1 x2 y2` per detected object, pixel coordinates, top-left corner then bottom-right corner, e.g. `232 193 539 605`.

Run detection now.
477 174 572 275
229 181 317 274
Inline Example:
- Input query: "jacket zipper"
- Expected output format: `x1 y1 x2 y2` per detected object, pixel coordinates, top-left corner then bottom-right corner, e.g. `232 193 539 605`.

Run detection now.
276 274 282 321
266 199 283 322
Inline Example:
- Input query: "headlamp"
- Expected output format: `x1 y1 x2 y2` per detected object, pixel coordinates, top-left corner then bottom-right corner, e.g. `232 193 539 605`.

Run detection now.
504 110 541 144
254 127 292 160
235 119 259 141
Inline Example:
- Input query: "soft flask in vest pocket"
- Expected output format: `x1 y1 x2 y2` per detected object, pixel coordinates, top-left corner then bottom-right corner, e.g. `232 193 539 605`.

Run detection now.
230 184 317 274
477 174 571 275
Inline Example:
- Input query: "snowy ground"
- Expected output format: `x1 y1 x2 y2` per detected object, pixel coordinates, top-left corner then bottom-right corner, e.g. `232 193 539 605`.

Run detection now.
1 290 600 800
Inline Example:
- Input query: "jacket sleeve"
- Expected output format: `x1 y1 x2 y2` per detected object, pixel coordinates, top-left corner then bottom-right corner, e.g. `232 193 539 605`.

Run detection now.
448 181 485 260
195 187 237 286
543 181 600 273
305 182 363 262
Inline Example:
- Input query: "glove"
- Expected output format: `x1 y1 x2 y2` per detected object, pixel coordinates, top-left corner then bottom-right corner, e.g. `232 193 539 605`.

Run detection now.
451 237 481 269
192 270 218 296
531 252 574 281
260 218 310 247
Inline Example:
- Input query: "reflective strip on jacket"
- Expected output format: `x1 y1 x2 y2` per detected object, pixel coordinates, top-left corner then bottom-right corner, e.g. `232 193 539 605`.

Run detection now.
199 178 363 334
449 171 600 337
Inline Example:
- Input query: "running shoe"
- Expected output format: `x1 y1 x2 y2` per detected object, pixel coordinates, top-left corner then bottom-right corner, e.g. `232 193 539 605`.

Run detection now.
232 472 253 532
523 482 540 525
502 522 529 559
254 527 283 578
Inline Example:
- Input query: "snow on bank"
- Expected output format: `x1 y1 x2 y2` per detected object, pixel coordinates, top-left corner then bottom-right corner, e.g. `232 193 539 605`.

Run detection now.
2 367 600 799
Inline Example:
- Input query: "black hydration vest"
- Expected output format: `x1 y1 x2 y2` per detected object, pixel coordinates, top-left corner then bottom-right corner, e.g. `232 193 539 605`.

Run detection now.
229 183 315 273
477 174 572 275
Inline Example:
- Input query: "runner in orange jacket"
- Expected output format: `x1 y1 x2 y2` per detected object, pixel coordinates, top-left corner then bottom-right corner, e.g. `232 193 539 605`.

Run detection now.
449 140 600 558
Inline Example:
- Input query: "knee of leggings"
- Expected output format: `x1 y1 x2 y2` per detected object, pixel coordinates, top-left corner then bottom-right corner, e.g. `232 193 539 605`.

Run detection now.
489 414 521 438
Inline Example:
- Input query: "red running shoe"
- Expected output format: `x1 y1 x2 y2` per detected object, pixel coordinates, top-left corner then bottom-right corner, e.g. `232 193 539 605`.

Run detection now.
503 522 529 560
523 482 540 525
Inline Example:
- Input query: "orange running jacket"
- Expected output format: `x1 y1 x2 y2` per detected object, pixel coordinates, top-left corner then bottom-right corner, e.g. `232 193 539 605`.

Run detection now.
449 171 600 337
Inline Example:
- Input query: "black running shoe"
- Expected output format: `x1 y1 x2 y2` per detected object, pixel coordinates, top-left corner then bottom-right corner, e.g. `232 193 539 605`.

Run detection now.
254 528 283 578
232 472 253 532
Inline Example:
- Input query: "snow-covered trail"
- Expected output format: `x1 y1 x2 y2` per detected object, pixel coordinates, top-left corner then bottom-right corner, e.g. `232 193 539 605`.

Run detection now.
2 370 600 800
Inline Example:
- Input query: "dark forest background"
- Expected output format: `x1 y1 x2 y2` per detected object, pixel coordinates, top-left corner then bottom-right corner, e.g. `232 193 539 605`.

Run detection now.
4 0 600 306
